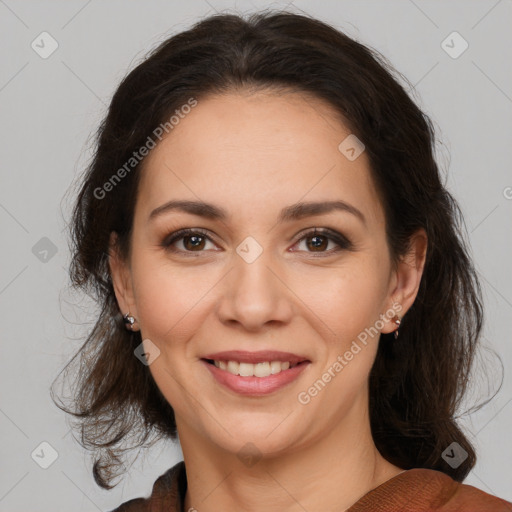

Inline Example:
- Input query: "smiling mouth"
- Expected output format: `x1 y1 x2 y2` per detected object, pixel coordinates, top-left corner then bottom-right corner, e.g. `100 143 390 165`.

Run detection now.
203 359 308 378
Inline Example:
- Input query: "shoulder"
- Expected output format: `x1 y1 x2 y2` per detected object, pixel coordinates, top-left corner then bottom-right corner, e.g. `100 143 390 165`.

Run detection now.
349 467 512 512
108 460 185 512
434 471 512 512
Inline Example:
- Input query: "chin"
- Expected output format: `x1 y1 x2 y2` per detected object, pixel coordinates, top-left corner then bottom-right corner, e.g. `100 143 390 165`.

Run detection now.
203 414 309 459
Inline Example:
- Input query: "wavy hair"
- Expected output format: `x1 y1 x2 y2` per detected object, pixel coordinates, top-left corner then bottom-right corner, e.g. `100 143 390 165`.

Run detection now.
52 10 486 489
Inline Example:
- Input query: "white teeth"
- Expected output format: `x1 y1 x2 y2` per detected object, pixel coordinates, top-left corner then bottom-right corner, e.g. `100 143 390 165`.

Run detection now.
212 360 297 377
270 361 282 374
227 360 239 374
254 362 270 377
239 362 254 377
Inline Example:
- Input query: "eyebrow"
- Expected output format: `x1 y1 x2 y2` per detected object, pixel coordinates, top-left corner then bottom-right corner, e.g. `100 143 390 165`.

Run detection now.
148 199 366 226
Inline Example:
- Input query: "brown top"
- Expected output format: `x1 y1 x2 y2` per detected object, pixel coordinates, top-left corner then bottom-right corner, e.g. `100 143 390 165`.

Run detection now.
110 460 512 512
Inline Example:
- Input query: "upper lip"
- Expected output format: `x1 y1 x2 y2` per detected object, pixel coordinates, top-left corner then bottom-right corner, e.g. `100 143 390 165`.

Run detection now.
202 350 309 365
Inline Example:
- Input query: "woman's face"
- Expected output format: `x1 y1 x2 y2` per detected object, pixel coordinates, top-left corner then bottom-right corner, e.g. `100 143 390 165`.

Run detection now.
110 90 424 459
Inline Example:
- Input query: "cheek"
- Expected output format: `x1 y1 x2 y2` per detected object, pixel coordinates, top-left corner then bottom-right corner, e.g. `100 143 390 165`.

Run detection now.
130 251 219 346
129 254 216 411
302 267 385 406
298 258 388 342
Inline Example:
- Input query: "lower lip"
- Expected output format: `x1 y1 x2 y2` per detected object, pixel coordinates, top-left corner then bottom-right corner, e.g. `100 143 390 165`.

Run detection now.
202 360 310 396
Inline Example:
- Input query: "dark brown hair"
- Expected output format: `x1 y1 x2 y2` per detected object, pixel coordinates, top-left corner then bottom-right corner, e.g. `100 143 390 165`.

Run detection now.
52 10 487 489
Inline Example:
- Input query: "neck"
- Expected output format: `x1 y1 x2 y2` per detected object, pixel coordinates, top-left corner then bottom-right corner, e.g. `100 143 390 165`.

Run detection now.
178 400 403 512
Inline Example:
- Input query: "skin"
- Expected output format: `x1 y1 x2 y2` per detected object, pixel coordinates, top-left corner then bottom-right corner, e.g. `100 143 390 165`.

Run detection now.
109 89 427 512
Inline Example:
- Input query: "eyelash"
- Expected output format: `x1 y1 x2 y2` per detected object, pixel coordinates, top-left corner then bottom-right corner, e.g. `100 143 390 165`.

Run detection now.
161 227 354 257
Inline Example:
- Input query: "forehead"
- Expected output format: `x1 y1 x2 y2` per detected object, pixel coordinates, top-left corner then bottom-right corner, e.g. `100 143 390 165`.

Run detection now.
135 90 384 229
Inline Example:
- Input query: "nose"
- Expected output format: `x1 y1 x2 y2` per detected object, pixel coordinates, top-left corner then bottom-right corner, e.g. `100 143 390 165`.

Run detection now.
216 246 294 332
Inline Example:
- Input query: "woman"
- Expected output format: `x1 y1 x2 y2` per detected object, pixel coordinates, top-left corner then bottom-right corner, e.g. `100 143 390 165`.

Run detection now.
53 10 511 512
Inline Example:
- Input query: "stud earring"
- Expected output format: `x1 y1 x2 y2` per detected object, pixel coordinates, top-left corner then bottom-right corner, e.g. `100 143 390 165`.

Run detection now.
123 312 137 331
393 315 401 339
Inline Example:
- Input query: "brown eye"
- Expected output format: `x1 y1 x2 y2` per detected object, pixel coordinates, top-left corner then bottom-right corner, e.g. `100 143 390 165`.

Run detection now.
161 227 353 257
292 228 353 255
182 234 206 251
162 228 217 254
305 234 329 251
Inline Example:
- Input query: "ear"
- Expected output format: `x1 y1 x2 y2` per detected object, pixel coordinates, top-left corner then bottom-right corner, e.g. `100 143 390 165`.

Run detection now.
108 231 138 323
380 228 428 334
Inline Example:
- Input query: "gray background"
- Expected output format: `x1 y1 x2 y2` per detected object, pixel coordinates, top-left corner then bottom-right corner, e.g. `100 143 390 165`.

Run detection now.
1 0 511 510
